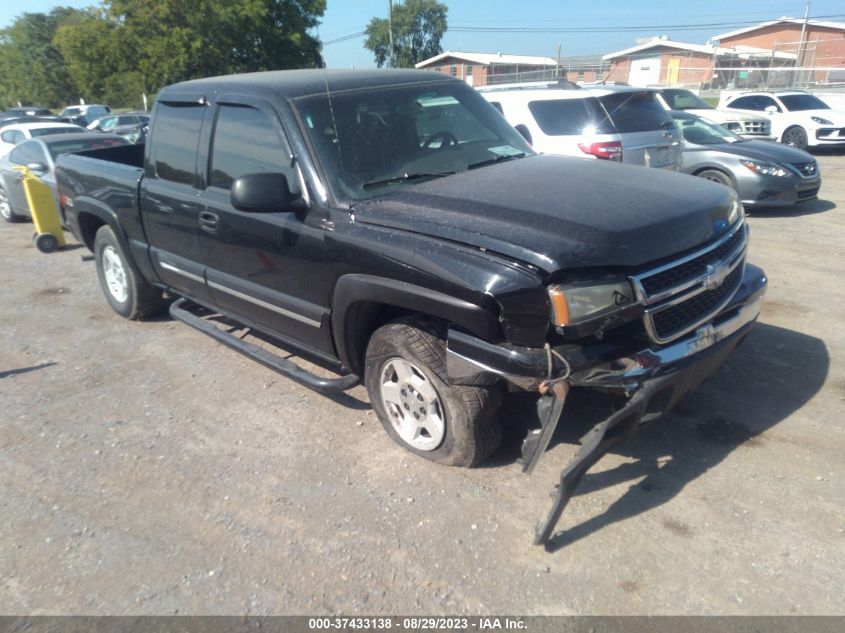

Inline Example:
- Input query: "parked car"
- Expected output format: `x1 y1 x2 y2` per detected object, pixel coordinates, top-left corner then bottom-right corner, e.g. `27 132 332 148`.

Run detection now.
59 104 111 126
0 122 86 157
0 132 128 223
479 84 683 169
672 111 820 207
55 69 766 545
87 112 150 143
0 106 53 120
656 88 772 139
87 112 149 132
720 90 845 150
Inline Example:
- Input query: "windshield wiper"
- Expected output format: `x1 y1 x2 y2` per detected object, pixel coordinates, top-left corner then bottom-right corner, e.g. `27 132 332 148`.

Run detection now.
467 153 526 170
362 171 455 190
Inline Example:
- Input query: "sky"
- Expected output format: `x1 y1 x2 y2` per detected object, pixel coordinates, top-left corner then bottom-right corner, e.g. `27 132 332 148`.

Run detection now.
2 0 844 68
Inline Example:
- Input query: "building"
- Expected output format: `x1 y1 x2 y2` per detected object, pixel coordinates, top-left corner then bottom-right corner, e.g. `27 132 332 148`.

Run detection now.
601 37 795 89
713 17 845 85
414 52 559 86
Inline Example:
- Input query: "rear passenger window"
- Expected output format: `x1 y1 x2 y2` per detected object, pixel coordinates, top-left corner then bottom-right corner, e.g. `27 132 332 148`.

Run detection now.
599 92 675 133
527 99 613 136
151 103 204 185
209 104 296 191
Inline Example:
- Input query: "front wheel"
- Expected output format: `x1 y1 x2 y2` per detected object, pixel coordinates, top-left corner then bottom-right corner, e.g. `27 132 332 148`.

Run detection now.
94 225 166 319
364 316 502 467
781 125 809 151
697 169 734 192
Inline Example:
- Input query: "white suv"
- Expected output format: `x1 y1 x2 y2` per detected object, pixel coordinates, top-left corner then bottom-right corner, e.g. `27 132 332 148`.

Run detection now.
720 91 845 150
656 88 772 140
479 83 683 170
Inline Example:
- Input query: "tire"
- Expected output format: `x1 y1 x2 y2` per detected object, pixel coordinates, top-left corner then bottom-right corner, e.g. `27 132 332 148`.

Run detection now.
94 225 165 319
364 316 502 467
697 169 734 192
0 185 24 223
34 232 59 253
781 126 808 151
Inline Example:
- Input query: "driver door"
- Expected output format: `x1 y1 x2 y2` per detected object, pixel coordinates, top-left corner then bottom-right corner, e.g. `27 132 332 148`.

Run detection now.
197 97 334 356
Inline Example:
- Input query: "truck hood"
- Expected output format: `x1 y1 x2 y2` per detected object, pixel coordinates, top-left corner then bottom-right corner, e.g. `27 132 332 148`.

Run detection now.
353 155 738 273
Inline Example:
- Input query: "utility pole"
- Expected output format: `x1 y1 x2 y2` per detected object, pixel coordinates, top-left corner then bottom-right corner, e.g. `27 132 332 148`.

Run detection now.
796 2 810 88
388 0 394 68
556 43 561 79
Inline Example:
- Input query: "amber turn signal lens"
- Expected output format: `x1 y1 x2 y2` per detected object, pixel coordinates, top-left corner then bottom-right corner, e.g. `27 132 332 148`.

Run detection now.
548 286 570 326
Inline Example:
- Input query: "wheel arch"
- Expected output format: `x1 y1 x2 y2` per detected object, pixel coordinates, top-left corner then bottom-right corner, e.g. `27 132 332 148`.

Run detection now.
692 165 739 191
331 274 501 375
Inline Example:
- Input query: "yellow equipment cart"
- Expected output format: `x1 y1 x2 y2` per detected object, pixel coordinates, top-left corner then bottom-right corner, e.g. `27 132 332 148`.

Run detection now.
13 166 65 253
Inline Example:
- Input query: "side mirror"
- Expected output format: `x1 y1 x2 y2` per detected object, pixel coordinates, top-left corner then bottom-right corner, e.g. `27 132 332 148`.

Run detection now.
230 172 306 213
764 105 779 114
26 162 48 174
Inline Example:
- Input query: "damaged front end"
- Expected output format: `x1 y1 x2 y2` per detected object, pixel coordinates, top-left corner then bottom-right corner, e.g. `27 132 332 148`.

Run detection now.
447 250 767 547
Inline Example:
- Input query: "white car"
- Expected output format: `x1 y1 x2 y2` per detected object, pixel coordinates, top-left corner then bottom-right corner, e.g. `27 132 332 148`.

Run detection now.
656 88 773 140
58 103 111 126
0 122 85 158
720 91 845 150
479 84 683 170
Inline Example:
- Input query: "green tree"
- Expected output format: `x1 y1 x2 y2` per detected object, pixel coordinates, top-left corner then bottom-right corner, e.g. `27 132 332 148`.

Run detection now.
102 0 326 93
364 0 448 68
53 8 123 104
0 8 80 108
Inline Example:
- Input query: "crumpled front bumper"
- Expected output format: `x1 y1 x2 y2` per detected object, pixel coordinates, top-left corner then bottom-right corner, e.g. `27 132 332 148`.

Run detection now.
446 263 767 546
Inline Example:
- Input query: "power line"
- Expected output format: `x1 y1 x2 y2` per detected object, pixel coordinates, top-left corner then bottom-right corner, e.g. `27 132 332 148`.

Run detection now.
320 14 845 46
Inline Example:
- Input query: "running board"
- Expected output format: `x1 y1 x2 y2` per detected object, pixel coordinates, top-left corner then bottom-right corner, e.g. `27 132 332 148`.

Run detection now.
169 298 360 394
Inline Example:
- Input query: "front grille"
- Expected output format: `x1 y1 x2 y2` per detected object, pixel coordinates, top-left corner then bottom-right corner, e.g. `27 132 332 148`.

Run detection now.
631 222 748 344
640 227 745 296
790 160 818 178
798 186 820 199
741 120 771 136
650 265 743 341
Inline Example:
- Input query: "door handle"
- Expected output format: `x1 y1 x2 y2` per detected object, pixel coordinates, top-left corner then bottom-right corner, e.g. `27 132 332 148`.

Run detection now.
199 211 219 232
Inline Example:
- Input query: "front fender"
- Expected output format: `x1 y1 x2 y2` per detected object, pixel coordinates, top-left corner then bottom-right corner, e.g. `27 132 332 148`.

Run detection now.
331 274 501 373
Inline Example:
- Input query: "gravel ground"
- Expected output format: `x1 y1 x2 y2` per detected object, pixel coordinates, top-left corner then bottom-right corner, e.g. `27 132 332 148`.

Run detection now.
1 154 843 615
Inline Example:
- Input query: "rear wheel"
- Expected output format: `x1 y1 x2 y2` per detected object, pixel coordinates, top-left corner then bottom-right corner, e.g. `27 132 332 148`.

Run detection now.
781 125 808 151
697 169 734 191
94 225 165 319
0 185 24 223
364 316 502 467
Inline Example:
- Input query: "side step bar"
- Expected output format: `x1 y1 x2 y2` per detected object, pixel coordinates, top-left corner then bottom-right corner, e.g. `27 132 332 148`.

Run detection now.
169 298 360 394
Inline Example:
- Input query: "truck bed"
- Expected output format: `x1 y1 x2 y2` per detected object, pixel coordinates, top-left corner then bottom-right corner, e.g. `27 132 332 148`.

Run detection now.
55 143 147 248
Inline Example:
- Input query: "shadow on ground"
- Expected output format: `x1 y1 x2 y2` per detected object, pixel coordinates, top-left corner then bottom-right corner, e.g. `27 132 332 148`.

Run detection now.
748 198 835 218
0 362 58 379
490 322 828 552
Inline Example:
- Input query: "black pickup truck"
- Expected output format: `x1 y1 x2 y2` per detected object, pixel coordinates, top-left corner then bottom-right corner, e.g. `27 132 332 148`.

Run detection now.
56 69 767 545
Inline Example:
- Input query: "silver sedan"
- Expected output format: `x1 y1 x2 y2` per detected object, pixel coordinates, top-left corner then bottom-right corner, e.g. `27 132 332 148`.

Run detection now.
0 132 127 223
672 110 821 208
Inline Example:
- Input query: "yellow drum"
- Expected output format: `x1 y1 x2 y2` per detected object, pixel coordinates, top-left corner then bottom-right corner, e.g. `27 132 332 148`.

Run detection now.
13 166 65 253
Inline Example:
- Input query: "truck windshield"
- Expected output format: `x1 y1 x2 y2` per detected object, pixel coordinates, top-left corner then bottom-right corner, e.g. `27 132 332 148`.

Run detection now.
293 81 533 201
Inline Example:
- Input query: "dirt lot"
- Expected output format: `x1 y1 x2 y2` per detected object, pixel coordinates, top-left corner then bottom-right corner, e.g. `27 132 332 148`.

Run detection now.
1 154 843 616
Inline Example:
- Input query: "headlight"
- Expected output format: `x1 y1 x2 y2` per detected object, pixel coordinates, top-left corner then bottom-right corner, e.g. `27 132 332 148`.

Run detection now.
740 159 789 177
728 196 744 224
548 278 635 327
724 122 742 132
811 116 833 125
